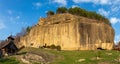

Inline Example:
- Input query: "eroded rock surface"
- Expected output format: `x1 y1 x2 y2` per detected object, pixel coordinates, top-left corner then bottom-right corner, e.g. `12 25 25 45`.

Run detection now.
20 13 114 50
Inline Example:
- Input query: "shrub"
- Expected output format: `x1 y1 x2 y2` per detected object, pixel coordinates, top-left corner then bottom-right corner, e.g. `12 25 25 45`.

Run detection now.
47 7 111 26
56 45 61 51
49 44 61 51
56 7 67 14
68 7 81 15
26 26 32 33
47 10 54 16
68 7 111 26
50 44 56 49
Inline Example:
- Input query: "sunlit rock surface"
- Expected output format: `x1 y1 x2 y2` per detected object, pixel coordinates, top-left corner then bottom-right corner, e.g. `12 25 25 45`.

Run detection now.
20 13 114 50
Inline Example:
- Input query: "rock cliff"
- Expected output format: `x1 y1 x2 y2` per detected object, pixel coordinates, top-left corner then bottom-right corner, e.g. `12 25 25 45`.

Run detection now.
20 13 114 50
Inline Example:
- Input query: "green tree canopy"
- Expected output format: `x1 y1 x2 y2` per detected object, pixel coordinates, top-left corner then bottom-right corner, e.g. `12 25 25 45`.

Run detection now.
56 7 67 14
47 10 54 16
26 26 31 33
68 7 111 26
47 7 111 26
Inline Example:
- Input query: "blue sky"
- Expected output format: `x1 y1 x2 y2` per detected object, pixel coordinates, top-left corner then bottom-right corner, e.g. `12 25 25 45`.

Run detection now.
0 0 120 44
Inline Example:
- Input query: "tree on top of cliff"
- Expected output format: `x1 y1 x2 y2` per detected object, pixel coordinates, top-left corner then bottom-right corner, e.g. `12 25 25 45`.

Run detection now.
56 7 67 14
26 26 32 33
47 10 54 16
68 7 111 26
47 7 111 26
68 7 80 15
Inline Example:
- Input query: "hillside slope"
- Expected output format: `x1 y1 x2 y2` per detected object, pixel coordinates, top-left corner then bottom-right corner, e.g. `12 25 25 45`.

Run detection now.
1 48 120 64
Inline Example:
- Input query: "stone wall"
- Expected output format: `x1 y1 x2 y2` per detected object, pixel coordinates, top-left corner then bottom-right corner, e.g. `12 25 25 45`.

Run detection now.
20 14 114 50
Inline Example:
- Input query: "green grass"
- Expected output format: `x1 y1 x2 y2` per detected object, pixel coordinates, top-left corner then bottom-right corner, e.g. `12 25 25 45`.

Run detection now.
50 50 120 64
1 48 120 64
0 57 20 64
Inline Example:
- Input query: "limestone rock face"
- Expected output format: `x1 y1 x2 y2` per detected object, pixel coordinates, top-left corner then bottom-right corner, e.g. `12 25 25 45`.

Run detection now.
20 13 114 50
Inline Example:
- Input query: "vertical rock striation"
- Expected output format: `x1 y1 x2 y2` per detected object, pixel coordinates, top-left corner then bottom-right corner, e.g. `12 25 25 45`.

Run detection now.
20 13 114 50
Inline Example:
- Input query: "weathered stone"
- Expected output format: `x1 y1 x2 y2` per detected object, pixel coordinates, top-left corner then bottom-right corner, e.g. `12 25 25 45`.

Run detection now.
19 13 114 50
114 57 120 62
21 53 46 64
106 53 112 56
77 58 86 62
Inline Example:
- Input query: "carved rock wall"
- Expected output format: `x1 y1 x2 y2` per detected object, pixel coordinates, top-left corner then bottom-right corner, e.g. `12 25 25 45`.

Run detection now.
20 14 114 50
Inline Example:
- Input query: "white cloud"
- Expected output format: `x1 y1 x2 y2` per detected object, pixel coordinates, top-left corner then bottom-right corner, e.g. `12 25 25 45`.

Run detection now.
98 8 109 17
112 0 120 5
72 0 111 5
99 0 111 5
34 2 41 6
73 0 93 3
115 35 120 44
10 17 13 21
7 10 13 15
110 17 120 24
0 22 6 30
9 16 20 22
53 0 67 6
33 2 41 9
111 7 119 12
72 5 79 8
110 0 120 16
16 16 20 19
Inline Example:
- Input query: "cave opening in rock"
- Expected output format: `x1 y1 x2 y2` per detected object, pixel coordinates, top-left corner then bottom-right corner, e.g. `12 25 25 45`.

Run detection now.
97 47 105 50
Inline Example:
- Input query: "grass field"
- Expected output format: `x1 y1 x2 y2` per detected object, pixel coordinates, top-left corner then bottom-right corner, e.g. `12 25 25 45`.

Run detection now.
0 57 20 64
0 48 120 64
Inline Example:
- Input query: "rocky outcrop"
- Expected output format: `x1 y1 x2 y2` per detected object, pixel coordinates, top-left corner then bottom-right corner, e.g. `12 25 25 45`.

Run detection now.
20 13 114 50
20 52 54 64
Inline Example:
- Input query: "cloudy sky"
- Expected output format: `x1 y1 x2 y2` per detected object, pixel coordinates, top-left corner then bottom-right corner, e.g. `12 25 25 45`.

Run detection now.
0 0 120 43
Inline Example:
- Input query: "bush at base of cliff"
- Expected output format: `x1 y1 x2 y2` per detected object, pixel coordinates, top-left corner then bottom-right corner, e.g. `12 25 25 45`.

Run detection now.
56 45 61 51
48 44 61 51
